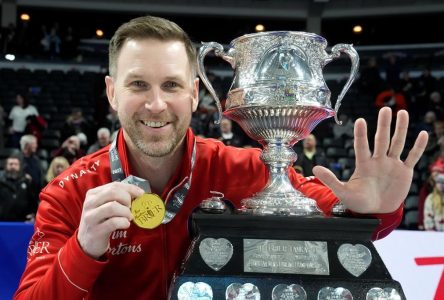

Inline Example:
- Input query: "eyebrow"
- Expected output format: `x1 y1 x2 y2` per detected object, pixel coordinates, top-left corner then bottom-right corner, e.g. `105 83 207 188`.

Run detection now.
124 72 144 82
163 75 186 83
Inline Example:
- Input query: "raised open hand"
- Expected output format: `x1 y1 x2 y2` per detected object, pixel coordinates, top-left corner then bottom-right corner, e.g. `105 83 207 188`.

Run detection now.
313 107 429 214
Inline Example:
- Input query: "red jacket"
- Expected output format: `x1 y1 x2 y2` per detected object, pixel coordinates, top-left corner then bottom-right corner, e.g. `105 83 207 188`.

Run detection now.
15 129 402 300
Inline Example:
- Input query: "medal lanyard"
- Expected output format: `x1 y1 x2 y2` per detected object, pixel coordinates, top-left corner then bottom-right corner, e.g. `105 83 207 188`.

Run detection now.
109 131 196 224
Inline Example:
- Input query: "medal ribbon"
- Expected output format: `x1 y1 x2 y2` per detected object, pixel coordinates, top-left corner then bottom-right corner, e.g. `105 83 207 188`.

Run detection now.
109 131 196 224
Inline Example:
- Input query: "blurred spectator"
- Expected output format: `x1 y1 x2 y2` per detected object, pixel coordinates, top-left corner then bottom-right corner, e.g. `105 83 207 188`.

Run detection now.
51 135 85 164
425 120 444 162
415 68 437 115
293 134 328 177
424 172 444 231
87 127 111 154
40 25 50 55
399 71 414 94
20 135 45 195
217 118 243 147
25 114 47 144
190 111 203 136
198 88 218 136
415 111 437 136
358 57 383 97
427 91 444 120
49 26 61 58
0 154 36 222
332 114 354 140
44 156 70 185
76 132 88 152
61 107 92 142
8 93 39 148
418 154 444 229
101 105 121 134
375 86 407 117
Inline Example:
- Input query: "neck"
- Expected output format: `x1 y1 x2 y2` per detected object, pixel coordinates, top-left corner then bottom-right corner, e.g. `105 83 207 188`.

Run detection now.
124 136 186 195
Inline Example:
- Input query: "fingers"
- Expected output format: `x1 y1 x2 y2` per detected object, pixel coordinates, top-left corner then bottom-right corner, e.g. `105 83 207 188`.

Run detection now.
354 118 371 162
84 182 144 209
100 217 132 236
404 130 429 168
83 201 133 225
78 182 145 259
388 110 409 158
373 107 392 157
312 166 345 199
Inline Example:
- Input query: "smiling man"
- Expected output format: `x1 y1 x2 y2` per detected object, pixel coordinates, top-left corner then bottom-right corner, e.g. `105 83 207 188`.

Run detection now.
15 16 428 300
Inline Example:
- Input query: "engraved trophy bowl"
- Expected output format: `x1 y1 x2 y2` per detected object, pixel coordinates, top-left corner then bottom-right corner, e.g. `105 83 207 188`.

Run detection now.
198 31 359 216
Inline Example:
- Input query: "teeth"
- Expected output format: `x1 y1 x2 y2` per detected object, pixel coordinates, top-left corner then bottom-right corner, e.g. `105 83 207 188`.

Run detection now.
142 121 167 128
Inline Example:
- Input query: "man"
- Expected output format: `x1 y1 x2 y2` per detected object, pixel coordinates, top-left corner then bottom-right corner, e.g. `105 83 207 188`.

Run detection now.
0 154 36 221
20 135 45 193
217 117 244 147
15 16 428 299
87 127 111 154
294 134 328 177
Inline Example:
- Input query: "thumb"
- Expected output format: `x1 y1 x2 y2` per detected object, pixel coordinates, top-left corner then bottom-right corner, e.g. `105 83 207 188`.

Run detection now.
312 165 345 198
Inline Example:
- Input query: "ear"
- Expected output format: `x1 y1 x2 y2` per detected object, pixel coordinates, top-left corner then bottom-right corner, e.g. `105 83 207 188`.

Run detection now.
191 77 199 112
105 76 117 110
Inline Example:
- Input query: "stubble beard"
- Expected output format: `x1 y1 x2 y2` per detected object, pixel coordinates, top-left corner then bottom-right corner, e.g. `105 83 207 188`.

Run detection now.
120 112 190 158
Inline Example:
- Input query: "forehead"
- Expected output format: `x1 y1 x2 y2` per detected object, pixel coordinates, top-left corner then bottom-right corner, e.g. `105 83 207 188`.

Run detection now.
116 38 191 78
7 158 20 165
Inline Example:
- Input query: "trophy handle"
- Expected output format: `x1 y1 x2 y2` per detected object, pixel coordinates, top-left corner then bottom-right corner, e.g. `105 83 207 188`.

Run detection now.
325 44 360 124
197 42 235 124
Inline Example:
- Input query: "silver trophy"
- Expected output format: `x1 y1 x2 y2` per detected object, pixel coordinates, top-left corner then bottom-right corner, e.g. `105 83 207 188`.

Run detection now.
198 31 359 216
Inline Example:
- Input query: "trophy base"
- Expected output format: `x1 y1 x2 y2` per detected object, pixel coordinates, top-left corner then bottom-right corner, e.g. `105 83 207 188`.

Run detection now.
169 214 406 300
239 191 323 216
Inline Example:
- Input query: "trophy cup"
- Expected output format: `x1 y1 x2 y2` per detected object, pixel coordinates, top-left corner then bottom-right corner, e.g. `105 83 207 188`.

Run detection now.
198 31 358 216
169 32 405 300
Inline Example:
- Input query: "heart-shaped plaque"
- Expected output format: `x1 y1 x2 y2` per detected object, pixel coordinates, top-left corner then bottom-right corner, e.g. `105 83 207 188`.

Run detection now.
226 283 260 300
366 287 401 300
199 238 233 271
272 284 307 300
337 243 372 277
177 281 213 300
318 287 353 300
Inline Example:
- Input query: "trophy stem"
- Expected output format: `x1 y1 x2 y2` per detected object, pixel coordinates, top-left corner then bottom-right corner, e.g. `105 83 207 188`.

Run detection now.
240 142 323 216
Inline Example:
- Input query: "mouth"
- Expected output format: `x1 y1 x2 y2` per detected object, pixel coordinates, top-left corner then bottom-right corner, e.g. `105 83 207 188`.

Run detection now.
140 121 169 128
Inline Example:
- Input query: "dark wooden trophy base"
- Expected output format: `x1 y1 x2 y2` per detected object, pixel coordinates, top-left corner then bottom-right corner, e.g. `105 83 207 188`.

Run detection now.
168 212 405 300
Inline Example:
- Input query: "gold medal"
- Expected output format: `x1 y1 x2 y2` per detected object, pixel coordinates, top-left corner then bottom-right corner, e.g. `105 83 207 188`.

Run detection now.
131 193 166 229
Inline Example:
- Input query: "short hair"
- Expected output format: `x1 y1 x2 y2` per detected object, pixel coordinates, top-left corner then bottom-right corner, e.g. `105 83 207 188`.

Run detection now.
108 15 196 78
20 134 37 151
97 127 111 137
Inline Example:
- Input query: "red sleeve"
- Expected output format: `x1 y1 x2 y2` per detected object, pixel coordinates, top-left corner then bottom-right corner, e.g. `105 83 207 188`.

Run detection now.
289 169 403 240
14 191 107 299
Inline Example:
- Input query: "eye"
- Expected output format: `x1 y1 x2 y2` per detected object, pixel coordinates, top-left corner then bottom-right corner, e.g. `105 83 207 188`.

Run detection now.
131 81 147 89
163 81 179 90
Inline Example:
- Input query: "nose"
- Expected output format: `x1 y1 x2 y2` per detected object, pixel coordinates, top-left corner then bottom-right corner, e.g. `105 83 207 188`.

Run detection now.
145 88 167 113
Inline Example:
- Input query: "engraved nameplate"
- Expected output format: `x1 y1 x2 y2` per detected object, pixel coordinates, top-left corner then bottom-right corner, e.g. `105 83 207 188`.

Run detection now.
243 239 329 275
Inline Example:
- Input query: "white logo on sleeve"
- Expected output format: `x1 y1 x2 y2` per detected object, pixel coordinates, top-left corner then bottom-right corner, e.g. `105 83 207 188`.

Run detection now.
27 227 50 260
